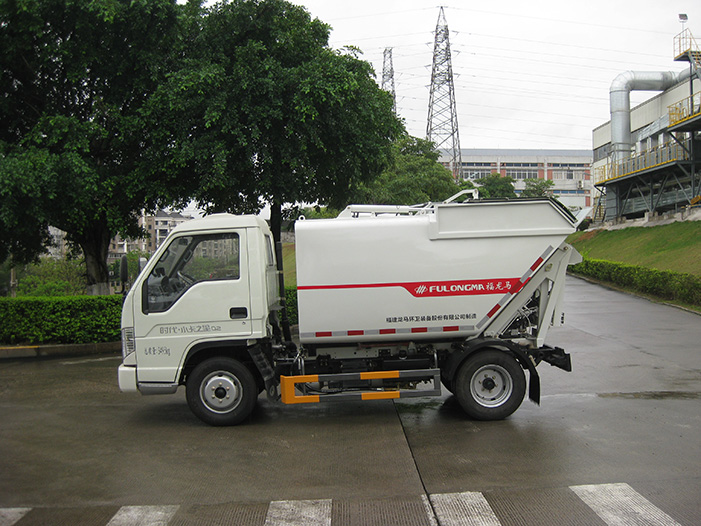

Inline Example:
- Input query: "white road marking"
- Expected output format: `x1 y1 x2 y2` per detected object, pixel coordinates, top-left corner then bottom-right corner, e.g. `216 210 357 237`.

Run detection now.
571 482 682 526
264 499 332 526
2 483 685 526
421 494 439 526
106 505 179 526
0 508 31 526
430 491 502 526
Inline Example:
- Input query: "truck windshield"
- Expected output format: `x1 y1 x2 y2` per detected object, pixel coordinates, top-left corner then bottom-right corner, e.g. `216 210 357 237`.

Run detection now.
144 232 240 313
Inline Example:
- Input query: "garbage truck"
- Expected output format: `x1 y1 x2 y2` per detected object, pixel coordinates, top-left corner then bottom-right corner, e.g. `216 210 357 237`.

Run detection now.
118 196 582 426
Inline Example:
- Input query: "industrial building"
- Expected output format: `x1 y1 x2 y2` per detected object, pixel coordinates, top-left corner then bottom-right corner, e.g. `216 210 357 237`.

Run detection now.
443 149 593 210
592 29 701 221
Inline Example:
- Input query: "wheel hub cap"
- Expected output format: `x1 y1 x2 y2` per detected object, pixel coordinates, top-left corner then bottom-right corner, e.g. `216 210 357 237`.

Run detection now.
200 372 242 414
470 364 513 408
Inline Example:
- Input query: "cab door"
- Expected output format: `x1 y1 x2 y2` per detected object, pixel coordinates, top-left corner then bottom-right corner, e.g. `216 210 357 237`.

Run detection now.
133 229 251 382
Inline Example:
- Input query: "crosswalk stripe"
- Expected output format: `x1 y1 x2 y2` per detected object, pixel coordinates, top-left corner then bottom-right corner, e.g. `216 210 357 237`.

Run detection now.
430 491 501 526
106 505 179 526
421 494 439 526
0 482 688 526
264 499 332 526
571 483 682 526
0 508 31 526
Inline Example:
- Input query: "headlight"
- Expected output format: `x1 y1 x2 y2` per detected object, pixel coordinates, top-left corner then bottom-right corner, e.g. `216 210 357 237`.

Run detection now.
121 327 135 359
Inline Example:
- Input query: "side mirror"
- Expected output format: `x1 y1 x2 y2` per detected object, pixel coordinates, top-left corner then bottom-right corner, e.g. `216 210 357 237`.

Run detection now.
120 255 129 283
138 257 147 274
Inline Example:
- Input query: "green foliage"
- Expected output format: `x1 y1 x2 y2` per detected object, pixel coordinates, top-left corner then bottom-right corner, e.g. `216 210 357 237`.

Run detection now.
285 286 298 326
0 0 187 292
146 0 404 244
521 178 555 198
352 135 459 205
0 295 122 344
476 173 516 199
15 257 86 296
569 258 701 306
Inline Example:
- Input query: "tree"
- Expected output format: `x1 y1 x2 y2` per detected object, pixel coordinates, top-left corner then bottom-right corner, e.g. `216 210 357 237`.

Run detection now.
15 257 86 296
353 135 461 205
1 0 403 294
521 178 555 198
476 173 516 199
0 0 185 294
144 0 404 243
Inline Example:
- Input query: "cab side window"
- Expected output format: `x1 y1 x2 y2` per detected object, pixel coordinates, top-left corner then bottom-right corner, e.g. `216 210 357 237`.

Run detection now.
144 233 240 313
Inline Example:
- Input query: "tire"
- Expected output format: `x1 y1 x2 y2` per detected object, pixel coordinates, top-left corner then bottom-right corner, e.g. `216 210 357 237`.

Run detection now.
454 350 526 421
186 357 258 426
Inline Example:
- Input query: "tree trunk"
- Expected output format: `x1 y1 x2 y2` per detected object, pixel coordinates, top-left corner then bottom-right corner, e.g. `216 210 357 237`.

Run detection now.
78 223 112 296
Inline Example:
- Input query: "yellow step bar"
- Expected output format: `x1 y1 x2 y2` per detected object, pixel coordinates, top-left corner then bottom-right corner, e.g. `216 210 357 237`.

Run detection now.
280 369 441 404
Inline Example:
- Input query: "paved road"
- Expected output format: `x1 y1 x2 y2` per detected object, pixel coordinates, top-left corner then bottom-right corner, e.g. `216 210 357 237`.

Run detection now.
1 277 700 525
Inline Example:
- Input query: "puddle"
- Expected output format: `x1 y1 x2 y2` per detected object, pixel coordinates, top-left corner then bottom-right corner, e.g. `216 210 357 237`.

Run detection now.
598 391 701 400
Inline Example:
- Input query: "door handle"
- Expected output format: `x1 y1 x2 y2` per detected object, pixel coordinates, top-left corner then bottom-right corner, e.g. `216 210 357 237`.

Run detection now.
229 307 248 319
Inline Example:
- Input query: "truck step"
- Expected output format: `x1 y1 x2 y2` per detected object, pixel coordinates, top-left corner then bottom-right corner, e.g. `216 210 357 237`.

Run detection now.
280 369 442 404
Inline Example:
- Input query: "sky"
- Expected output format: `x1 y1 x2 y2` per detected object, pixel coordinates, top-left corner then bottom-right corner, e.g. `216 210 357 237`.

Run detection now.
291 0 701 151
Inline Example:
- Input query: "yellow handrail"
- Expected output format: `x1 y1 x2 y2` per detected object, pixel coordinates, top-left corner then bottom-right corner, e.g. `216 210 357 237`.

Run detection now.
595 140 690 185
668 92 701 126
674 28 700 59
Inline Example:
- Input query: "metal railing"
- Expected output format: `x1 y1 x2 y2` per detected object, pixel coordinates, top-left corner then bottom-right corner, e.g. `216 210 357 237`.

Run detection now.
674 28 700 60
668 92 701 126
594 139 690 184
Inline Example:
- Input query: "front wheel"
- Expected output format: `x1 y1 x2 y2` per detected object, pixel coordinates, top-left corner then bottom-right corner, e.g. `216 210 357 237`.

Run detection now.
186 357 258 426
454 350 526 420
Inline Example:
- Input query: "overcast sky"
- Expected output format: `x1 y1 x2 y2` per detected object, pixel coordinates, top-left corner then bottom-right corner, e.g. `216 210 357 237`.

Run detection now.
292 0 701 151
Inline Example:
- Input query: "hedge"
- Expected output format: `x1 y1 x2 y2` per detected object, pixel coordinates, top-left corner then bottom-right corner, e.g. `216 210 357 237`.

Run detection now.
0 295 123 345
0 289 301 346
569 258 701 306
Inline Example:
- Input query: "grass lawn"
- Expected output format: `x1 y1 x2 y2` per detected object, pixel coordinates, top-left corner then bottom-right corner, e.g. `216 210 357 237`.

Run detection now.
567 221 701 277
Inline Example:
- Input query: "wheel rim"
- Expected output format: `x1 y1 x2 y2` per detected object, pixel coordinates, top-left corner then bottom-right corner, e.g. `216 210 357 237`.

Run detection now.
469 364 513 408
199 370 243 414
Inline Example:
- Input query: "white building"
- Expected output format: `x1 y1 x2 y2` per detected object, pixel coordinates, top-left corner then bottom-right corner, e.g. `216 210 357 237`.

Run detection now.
442 148 593 209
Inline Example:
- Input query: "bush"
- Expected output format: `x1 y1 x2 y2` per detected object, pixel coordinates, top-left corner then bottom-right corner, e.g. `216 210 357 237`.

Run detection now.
285 286 298 326
0 295 122 345
569 258 701 306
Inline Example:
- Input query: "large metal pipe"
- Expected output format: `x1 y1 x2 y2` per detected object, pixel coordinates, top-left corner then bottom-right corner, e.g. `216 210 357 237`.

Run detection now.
610 69 691 159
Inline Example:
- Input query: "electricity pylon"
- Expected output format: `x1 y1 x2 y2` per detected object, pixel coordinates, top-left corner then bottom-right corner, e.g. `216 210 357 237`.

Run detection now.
426 6 461 180
382 47 397 114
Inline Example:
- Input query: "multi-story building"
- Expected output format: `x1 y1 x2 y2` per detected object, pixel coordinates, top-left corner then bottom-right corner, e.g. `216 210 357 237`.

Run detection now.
107 210 194 269
444 149 593 209
591 29 701 222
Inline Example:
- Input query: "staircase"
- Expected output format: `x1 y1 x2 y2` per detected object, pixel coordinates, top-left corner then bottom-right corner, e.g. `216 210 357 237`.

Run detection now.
674 29 701 79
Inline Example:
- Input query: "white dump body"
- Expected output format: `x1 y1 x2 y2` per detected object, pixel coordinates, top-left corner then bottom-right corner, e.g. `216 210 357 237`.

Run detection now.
295 199 577 344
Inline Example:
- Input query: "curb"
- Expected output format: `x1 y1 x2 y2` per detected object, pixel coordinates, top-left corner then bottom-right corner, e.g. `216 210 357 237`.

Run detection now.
0 341 121 360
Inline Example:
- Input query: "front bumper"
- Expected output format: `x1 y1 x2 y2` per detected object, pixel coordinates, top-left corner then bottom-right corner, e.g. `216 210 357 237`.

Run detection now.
118 364 138 393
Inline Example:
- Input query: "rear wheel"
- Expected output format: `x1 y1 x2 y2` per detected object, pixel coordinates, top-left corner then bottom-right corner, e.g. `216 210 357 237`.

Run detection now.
454 350 526 420
186 357 257 426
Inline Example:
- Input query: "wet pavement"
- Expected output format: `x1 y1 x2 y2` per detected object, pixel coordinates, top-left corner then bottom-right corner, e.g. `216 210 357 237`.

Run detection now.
1 276 700 525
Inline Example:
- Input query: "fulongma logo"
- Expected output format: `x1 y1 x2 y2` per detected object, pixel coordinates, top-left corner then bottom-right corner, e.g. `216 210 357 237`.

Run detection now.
405 278 521 297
